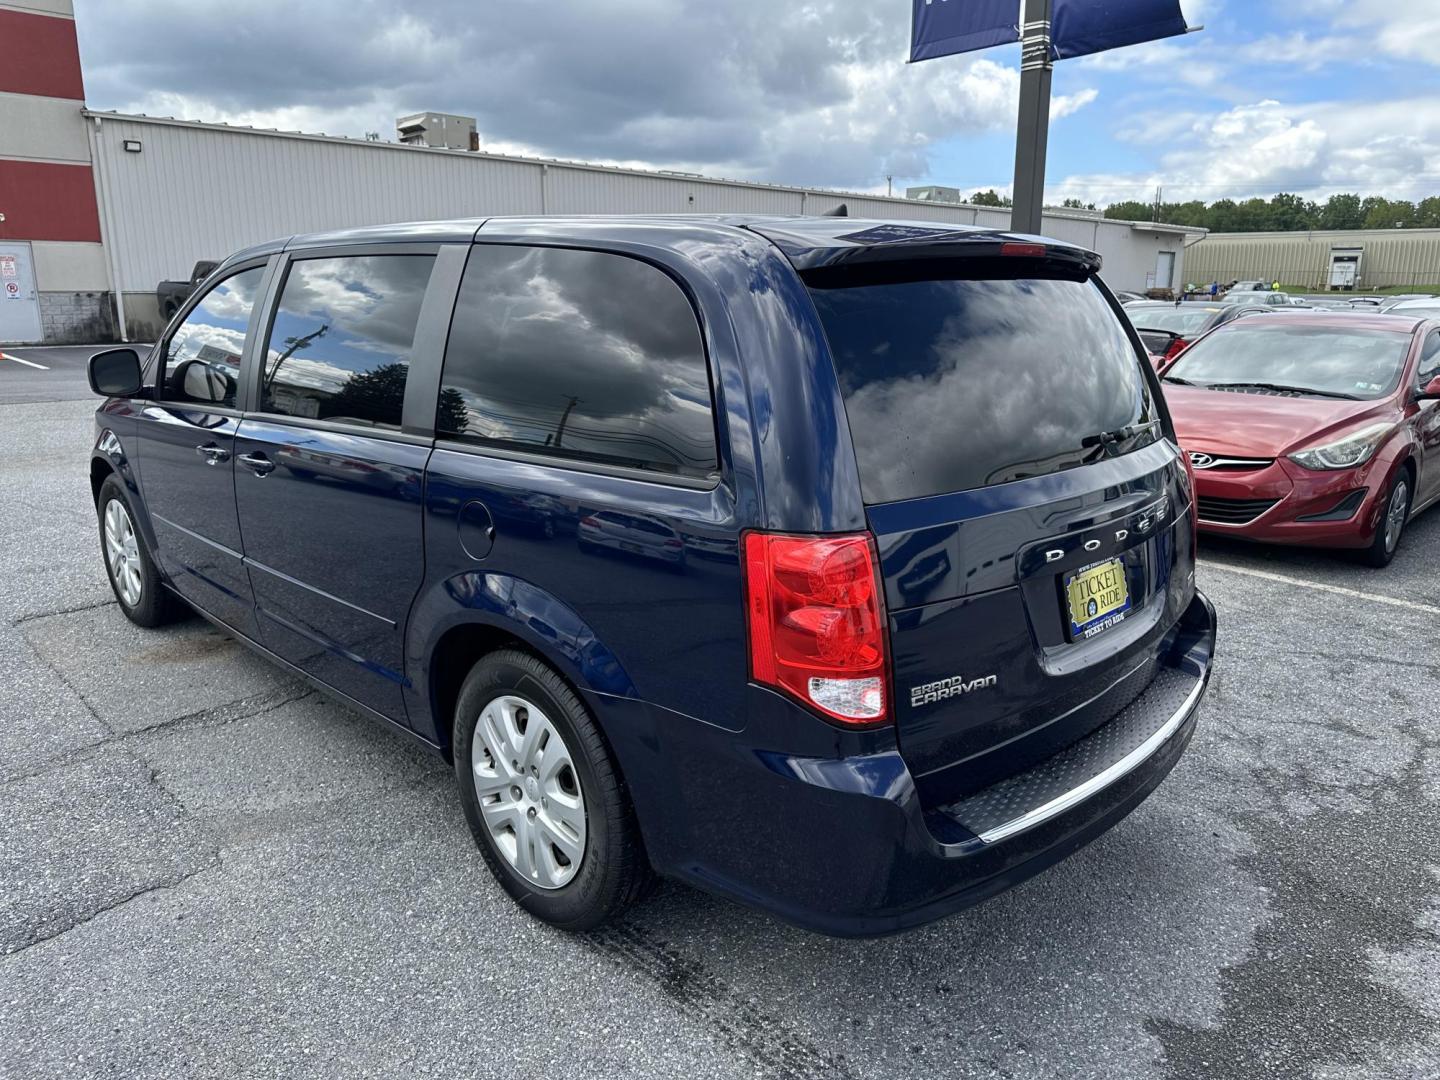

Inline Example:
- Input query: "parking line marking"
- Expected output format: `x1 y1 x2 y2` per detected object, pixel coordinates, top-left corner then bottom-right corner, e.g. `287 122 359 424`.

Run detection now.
0 352 49 369
1205 561 1440 616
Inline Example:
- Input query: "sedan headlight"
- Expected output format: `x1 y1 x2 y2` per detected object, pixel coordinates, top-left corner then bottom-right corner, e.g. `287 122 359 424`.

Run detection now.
1287 422 1394 471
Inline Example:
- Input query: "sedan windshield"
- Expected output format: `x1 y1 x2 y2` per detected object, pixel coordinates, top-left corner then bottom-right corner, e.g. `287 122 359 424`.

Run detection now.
1165 325 1410 400
1387 303 1440 320
1127 306 1215 334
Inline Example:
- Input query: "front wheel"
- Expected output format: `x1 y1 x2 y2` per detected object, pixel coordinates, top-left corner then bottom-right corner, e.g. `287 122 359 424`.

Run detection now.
97 474 181 626
453 649 652 931
1360 471 1410 568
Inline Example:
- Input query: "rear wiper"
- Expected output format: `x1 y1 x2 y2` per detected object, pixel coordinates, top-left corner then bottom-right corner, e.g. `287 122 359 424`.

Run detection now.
1206 381 1361 400
1081 419 1161 450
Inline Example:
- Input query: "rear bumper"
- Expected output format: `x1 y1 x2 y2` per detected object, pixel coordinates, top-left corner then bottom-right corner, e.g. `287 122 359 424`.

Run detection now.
608 590 1216 937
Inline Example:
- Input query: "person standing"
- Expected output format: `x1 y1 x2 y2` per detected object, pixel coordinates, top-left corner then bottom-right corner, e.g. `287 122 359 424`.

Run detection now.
1210 280 1219 299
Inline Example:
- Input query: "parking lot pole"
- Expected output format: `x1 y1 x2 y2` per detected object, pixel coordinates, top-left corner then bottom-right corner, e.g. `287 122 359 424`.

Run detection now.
1011 0 1053 236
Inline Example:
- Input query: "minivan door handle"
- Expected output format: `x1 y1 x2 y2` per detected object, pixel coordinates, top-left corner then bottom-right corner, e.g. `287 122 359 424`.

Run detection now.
238 452 276 477
195 443 231 465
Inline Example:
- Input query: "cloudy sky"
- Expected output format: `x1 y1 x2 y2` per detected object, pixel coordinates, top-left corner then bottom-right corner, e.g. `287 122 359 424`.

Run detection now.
73 0 1440 207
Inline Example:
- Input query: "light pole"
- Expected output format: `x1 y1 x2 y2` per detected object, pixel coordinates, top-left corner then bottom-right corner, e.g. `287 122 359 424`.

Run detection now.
1010 0 1053 235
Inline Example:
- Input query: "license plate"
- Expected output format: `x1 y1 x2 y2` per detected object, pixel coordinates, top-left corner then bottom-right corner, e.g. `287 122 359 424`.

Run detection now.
1064 558 1131 640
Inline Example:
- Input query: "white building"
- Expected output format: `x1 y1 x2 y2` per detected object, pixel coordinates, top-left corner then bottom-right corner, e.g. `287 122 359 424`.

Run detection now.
1 4 1204 344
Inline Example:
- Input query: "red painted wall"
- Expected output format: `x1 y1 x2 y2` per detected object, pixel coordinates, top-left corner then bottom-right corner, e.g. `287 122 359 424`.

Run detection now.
0 9 85 100
0 160 101 242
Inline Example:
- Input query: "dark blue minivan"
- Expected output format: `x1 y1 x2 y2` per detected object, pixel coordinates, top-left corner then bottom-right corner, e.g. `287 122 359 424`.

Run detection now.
87 216 1216 936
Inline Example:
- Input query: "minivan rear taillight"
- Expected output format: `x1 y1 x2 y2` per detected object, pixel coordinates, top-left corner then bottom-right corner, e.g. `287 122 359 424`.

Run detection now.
742 532 890 726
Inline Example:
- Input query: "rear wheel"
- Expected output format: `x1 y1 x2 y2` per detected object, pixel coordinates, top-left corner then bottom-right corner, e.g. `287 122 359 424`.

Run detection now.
1361 471 1410 568
453 648 651 930
97 474 181 626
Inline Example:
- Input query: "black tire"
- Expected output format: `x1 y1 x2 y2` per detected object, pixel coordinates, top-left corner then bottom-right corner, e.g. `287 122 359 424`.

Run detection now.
96 474 182 627
453 648 652 931
1360 470 1411 568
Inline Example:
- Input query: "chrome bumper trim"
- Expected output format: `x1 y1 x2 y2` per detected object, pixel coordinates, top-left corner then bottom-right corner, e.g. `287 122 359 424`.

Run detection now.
977 672 1205 845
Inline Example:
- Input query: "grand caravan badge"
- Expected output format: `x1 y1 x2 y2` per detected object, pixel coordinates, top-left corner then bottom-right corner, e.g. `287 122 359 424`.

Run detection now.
910 673 998 708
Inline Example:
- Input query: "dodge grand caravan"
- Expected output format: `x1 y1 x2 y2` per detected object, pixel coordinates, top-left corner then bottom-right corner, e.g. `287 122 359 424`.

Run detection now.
87 216 1216 936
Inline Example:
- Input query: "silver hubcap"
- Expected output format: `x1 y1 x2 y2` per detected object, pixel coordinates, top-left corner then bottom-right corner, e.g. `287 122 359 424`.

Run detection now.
1385 480 1408 553
471 694 586 890
103 499 143 607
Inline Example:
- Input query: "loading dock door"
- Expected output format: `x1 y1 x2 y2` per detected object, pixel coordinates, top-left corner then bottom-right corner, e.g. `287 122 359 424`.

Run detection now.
1329 248 1362 290
0 243 44 344
1154 250 1176 290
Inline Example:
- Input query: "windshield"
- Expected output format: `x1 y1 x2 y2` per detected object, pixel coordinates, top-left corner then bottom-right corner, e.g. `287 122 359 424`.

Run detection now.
808 273 1156 503
1166 325 1410 400
1389 303 1440 319
1128 306 1216 334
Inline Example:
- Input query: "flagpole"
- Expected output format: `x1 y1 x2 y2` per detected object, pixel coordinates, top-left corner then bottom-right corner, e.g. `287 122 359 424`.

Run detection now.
1011 0 1053 234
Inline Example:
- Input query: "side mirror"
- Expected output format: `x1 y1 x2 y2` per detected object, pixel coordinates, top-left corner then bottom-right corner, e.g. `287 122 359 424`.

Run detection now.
87 348 143 398
1418 375 1440 400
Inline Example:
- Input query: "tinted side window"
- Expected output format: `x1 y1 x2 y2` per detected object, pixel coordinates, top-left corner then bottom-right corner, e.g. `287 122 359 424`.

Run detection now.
438 245 716 478
260 254 435 428
1418 331 1440 385
163 266 266 407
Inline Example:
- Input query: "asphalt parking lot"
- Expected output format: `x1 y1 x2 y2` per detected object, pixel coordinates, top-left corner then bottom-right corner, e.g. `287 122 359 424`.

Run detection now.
2 347 1438 1080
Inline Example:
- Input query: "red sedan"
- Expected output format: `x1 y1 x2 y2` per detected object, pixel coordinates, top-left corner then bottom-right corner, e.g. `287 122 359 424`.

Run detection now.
1161 312 1440 566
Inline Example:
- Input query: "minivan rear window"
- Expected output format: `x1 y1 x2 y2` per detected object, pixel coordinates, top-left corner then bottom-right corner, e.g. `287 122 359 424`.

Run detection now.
807 274 1156 503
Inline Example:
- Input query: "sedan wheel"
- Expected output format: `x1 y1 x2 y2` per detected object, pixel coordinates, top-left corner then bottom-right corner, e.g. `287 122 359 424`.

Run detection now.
471 694 587 890
1361 473 1410 567
1383 477 1409 555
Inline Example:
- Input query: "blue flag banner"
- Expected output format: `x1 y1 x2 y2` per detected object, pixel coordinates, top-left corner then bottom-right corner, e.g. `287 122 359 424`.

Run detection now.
909 0 1019 63
1050 0 1188 60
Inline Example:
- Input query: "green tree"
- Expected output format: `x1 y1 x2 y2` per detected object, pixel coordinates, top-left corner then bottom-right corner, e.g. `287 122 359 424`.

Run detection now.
1233 197 1273 231
1205 199 1241 231
970 189 1011 207
1268 193 1317 231
1060 197 1096 210
1319 193 1363 230
1103 200 1153 221
330 361 408 426
1417 197 1440 228
438 386 469 435
1362 197 1415 229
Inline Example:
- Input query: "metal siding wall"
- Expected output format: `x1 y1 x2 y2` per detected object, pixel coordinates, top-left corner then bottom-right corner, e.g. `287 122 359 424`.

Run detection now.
93 116 1192 296
96 119 544 289
1185 230 1440 289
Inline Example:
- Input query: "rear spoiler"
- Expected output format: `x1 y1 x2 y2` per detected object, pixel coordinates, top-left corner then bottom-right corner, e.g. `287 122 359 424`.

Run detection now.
747 223 1103 278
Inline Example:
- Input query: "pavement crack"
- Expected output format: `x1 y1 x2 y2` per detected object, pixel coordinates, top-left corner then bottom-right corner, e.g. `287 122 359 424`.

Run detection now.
2 856 222 959
10 597 118 626
2 687 314 785
126 686 316 740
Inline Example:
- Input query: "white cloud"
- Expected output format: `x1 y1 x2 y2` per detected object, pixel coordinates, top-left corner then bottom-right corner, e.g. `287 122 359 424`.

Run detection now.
1053 96 1440 207
1333 0 1440 64
76 0 1103 191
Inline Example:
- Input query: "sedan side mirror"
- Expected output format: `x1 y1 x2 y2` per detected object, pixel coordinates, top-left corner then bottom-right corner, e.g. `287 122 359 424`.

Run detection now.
87 348 144 398
1418 375 1440 400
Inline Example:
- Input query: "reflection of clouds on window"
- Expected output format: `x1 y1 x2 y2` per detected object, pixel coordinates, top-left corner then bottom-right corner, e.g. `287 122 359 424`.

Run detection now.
440 246 716 477
1170 327 1408 399
261 255 433 428
165 266 265 407
813 277 1152 502
196 275 258 322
